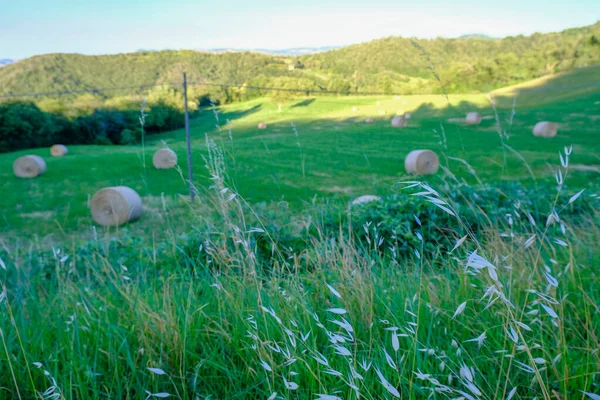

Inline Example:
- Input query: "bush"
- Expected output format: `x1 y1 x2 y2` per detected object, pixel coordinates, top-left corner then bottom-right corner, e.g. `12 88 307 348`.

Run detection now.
0 99 185 153
198 95 215 107
94 135 112 145
145 102 184 133
73 114 104 144
216 182 593 270
0 101 62 152
119 129 137 145
95 110 127 144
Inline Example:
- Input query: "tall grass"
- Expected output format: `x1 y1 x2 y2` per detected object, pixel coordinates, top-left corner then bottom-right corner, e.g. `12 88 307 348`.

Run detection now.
1 148 598 400
0 106 599 399
140 99 148 170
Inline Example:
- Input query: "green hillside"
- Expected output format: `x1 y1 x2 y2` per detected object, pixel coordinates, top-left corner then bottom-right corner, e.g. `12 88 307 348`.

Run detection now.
301 22 600 93
0 21 599 101
2 65 599 239
0 51 302 101
493 63 600 106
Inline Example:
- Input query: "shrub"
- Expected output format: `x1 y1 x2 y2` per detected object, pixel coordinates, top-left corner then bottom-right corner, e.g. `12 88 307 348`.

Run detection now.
0 101 61 152
118 129 137 144
94 135 112 145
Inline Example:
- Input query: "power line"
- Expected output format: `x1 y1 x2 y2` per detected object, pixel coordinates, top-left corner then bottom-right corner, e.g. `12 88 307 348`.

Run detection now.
186 81 405 96
0 80 406 99
0 82 181 99
1 78 599 100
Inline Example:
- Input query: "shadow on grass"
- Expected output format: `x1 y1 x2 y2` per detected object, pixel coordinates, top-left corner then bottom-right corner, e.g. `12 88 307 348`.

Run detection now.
220 103 263 120
291 98 316 108
193 103 263 124
408 85 600 123
493 64 600 108
186 104 264 133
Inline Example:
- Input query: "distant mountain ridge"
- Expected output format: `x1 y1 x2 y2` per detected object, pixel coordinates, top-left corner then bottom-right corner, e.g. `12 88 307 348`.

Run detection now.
458 34 497 40
134 47 341 56
196 46 340 56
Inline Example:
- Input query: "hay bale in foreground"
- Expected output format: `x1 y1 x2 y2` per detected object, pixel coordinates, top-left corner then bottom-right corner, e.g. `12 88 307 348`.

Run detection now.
405 150 439 175
391 116 407 128
258 122 267 130
351 195 381 205
153 148 178 169
50 144 68 157
90 186 142 227
533 121 558 138
466 112 482 126
13 155 47 178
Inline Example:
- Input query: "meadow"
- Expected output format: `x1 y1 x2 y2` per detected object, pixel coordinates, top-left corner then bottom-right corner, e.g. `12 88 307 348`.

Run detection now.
0 66 599 399
1 65 599 241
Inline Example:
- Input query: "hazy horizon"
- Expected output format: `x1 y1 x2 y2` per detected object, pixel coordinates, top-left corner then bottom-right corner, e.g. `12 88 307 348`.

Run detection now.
2 22 596 61
1 0 599 60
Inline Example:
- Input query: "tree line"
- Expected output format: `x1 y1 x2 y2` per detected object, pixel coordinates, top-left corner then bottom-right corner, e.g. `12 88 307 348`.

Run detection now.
0 80 317 153
0 100 187 153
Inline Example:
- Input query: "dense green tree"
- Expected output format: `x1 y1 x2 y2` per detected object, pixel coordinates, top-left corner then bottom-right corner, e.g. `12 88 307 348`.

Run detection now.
326 77 352 94
0 101 59 151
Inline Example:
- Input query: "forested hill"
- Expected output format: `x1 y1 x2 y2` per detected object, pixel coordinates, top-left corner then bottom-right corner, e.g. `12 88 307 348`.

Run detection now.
0 51 292 96
0 21 599 100
300 21 600 93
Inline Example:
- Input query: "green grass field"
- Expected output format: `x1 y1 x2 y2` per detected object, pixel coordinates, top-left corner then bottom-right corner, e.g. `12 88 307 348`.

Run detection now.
1 66 599 241
1 66 599 399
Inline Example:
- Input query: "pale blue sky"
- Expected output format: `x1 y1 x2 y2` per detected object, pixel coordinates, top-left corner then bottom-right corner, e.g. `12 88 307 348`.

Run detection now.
1 0 599 59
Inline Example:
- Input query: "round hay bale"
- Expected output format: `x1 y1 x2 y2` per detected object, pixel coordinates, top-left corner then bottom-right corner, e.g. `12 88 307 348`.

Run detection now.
152 148 178 169
365 117 374 124
90 186 142 227
532 121 558 138
50 144 68 157
13 155 47 179
405 150 440 175
351 195 381 205
258 122 267 130
466 112 482 126
391 116 407 128
404 112 412 120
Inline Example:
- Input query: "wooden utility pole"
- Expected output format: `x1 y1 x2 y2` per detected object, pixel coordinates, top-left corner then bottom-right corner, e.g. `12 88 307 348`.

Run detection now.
183 72 195 200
